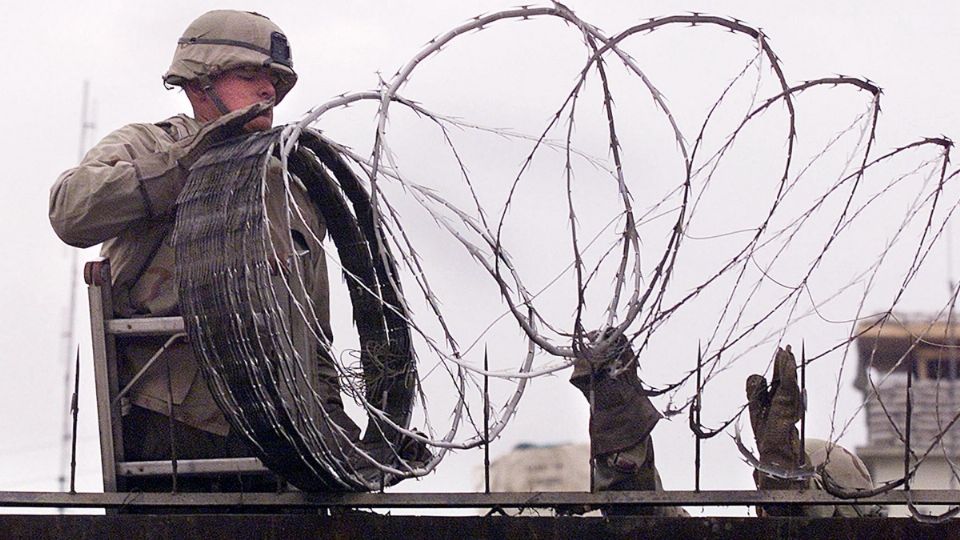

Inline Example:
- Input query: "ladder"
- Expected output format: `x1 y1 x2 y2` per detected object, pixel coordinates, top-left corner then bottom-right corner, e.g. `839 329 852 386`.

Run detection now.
84 259 269 492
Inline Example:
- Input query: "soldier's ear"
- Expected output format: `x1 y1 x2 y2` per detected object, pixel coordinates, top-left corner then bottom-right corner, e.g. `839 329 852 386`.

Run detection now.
184 81 205 102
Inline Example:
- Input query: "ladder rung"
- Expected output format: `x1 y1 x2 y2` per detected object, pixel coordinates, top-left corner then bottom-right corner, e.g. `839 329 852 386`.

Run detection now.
105 317 185 336
117 457 268 477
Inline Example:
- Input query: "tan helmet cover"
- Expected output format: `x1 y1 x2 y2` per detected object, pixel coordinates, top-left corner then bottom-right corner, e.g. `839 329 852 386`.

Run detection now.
164 10 297 103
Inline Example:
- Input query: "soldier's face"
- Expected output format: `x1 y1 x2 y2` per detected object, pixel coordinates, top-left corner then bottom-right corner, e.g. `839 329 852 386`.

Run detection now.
212 67 278 131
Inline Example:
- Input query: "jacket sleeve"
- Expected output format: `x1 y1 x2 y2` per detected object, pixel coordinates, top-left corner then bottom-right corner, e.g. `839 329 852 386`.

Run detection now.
49 123 186 248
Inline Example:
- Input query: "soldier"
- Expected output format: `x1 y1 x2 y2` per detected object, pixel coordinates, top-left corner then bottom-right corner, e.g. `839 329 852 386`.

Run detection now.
49 10 361 491
569 329 687 517
746 345 884 517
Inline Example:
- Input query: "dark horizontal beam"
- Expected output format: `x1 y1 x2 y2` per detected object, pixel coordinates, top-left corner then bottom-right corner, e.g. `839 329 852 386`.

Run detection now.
0 489 956 509
2 514 958 540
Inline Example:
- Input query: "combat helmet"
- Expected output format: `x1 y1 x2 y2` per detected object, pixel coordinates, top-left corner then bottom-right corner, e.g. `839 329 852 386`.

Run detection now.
163 10 297 103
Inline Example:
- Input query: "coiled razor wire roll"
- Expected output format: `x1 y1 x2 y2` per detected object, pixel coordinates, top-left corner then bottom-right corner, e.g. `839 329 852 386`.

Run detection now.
173 128 417 491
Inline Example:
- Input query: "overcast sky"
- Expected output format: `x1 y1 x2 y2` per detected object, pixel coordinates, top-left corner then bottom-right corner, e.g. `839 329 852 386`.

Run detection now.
2 0 959 516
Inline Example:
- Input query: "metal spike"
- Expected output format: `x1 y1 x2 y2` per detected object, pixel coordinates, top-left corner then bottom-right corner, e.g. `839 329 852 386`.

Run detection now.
695 342 702 492
484 346 491 495
905 357 914 491
69 347 80 494
800 341 807 468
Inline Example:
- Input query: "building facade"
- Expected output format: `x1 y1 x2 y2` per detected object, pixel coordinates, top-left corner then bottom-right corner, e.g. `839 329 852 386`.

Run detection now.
855 317 960 517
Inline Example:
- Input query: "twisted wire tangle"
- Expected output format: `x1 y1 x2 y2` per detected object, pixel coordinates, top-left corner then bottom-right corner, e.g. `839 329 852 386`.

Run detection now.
173 3 959 516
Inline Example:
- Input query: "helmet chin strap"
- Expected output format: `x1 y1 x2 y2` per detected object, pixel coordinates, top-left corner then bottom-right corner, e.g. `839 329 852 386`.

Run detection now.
199 75 231 116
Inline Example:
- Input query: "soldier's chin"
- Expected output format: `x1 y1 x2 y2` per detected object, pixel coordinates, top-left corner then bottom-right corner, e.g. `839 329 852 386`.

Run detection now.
244 113 273 132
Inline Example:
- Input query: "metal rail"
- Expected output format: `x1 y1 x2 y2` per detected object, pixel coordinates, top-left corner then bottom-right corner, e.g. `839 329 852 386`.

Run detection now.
0 489 958 509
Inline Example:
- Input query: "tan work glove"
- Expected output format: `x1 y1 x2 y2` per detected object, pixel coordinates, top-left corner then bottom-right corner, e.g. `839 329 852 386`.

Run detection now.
745 345 805 494
569 329 661 458
569 329 635 393
133 100 273 217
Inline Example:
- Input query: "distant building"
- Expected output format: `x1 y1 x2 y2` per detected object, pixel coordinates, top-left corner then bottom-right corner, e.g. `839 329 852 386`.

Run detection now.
486 443 590 492
855 316 960 517
478 443 590 515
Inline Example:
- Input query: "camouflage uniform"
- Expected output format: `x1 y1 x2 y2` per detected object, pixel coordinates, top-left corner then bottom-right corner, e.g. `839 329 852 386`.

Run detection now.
49 112 347 461
48 11 355 467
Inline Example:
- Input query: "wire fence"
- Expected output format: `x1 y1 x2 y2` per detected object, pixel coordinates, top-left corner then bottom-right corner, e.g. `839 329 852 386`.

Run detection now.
160 3 960 520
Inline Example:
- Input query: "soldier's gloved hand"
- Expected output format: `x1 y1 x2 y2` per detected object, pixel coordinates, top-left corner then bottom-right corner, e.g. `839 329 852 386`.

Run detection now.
179 100 274 166
582 328 633 372
570 328 641 400
745 345 805 492
132 100 273 217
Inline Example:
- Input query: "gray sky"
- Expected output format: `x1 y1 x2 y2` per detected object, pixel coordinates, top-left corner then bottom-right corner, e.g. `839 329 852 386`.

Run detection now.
2 0 959 516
